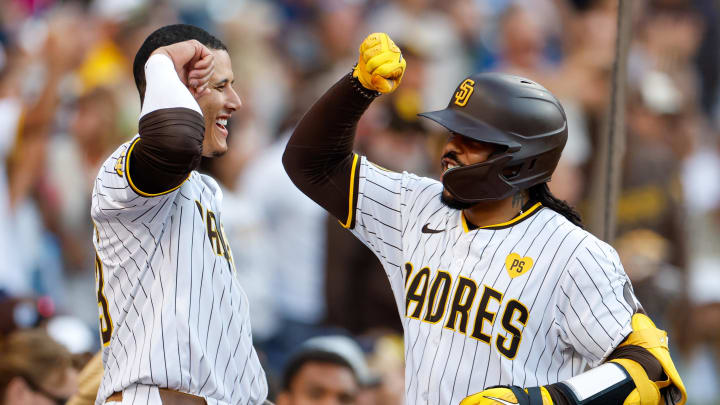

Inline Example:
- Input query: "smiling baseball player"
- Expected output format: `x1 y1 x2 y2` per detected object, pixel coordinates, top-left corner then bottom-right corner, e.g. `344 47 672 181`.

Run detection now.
91 25 267 405
282 32 686 405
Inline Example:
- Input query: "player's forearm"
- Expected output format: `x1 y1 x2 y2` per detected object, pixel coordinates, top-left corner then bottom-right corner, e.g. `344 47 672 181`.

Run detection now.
461 313 685 405
464 351 662 405
541 344 664 405
129 54 205 195
282 73 378 219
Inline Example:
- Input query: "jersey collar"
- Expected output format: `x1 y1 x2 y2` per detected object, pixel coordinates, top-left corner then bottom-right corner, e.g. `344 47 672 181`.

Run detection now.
461 202 543 233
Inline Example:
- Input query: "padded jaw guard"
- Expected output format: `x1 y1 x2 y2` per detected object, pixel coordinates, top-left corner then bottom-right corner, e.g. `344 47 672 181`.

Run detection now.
442 154 517 203
440 147 563 204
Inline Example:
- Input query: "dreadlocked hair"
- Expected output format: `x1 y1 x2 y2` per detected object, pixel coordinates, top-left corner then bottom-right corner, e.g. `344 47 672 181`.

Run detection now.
528 183 583 228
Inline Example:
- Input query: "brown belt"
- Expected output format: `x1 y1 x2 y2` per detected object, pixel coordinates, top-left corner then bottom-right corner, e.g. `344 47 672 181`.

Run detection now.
106 389 207 405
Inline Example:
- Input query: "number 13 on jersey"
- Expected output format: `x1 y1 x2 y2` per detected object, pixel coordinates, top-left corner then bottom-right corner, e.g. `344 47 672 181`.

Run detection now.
95 252 113 346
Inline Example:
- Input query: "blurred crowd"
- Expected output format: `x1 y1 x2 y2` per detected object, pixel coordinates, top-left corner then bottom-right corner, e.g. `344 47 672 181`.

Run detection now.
0 0 718 404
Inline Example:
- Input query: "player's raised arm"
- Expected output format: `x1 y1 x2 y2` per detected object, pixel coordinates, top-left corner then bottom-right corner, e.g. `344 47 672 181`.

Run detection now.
127 40 214 197
282 32 406 223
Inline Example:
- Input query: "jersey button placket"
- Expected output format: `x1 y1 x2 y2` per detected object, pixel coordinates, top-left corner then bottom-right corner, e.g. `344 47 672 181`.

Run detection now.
453 237 469 270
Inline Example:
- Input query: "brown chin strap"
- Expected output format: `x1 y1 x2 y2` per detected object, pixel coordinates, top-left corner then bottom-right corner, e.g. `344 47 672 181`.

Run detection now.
442 153 517 203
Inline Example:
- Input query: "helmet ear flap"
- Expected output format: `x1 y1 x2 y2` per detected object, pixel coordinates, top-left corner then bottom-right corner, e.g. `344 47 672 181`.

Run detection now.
502 154 540 181
502 164 523 180
501 153 555 190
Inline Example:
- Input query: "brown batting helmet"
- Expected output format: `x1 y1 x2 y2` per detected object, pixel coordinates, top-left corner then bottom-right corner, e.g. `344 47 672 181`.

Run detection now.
419 73 567 203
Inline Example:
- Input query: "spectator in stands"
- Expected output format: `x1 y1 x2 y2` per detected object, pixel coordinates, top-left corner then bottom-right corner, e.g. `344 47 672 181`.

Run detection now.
277 335 379 405
0 328 78 405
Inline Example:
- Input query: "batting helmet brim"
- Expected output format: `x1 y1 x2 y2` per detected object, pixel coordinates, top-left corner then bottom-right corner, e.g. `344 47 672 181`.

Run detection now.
418 109 522 152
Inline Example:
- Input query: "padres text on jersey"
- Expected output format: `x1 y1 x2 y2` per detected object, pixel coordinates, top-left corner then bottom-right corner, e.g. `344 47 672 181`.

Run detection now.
348 157 635 405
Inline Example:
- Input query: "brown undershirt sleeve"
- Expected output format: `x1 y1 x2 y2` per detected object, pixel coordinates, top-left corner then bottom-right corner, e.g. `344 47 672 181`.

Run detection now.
544 384 573 405
127 107 205 196
282 72 378 225
605 344 665 381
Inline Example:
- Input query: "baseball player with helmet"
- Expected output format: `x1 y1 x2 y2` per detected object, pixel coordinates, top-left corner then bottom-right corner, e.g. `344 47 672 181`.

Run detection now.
283 32 687 405
91 25 268 404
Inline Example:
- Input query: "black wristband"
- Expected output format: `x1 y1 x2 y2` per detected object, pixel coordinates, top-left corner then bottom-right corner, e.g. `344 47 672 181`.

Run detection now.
349 70 381 99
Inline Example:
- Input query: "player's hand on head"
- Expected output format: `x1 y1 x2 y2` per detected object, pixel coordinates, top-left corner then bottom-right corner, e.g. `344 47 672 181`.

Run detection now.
353 32 406 94
151 39 215 98
460 386 553 405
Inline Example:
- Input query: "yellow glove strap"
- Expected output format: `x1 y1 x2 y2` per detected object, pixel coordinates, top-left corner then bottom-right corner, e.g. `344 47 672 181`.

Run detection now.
610 358 660 405
619 313 687 405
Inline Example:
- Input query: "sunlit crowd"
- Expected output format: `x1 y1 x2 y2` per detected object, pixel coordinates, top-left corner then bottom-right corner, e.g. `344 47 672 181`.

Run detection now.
0 0 718 404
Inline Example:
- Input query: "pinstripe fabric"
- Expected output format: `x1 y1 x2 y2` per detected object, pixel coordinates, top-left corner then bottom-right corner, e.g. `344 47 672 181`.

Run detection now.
349 157 635 405
91 138 267 405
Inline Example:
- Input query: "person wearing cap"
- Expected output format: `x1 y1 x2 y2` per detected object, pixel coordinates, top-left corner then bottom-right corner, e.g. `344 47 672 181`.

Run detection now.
277 335 379 405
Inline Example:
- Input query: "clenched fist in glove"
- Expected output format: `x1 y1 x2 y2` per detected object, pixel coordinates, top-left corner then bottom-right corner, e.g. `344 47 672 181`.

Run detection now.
353 32 406 94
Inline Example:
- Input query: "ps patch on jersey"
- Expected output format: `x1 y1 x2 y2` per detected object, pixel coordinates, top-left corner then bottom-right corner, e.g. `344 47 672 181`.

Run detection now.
505 253 533 279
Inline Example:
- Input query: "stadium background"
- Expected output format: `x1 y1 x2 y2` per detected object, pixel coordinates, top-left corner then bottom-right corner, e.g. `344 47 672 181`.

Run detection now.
0 0 718 403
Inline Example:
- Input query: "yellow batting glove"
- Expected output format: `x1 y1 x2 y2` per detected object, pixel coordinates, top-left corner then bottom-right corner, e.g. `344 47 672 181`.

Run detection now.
460 386 553 405
353 32 406 94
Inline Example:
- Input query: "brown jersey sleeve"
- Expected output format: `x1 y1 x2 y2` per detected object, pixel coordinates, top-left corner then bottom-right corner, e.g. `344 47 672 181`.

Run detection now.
282 73 378 226
126 107 204 196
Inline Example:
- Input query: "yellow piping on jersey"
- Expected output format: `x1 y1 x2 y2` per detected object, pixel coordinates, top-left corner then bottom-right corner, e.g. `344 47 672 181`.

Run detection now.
461 202 543 233
125 137 191 197
340 153 360 229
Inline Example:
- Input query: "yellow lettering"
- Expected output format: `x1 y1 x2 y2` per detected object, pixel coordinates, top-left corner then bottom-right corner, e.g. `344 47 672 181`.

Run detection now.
454 79 475 107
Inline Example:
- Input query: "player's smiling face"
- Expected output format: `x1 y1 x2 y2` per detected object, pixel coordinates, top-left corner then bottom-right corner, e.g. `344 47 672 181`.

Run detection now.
440 132 497 208
196 49 241 157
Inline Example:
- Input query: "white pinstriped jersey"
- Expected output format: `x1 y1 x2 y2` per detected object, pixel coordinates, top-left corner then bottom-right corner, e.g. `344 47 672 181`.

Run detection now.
348 156 637 405
91 137 268 405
